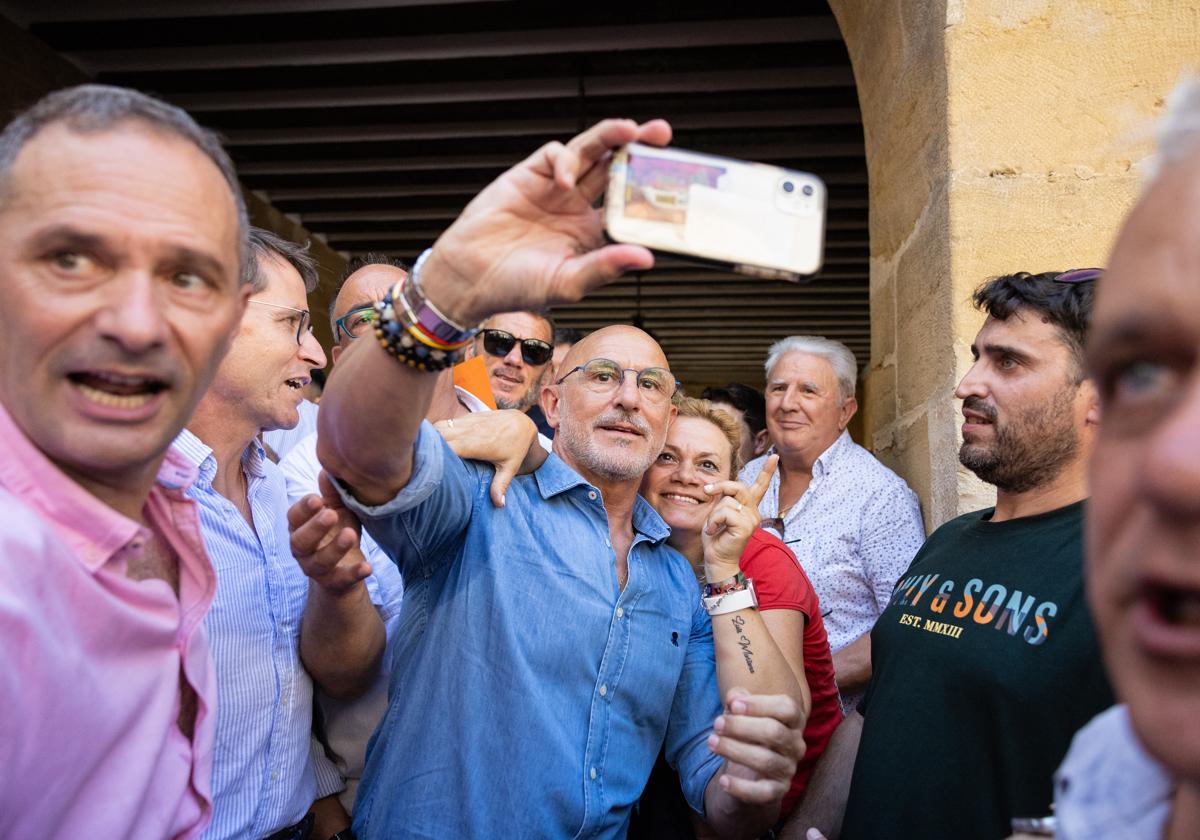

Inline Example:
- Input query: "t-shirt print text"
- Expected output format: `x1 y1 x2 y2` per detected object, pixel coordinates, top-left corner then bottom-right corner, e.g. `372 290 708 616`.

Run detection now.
889 572 1058 646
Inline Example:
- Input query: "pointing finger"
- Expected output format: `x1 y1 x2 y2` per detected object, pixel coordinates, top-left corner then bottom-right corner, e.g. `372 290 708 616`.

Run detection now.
748 455 779 507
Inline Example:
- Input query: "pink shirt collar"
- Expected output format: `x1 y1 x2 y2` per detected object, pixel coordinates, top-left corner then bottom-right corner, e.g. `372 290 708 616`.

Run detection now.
0 399 199 573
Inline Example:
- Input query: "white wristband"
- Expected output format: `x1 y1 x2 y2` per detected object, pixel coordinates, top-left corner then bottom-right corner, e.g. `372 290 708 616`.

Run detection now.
703 582 758 615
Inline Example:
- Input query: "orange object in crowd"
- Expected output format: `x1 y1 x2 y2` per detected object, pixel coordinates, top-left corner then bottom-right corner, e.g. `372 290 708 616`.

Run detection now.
453 355 497 410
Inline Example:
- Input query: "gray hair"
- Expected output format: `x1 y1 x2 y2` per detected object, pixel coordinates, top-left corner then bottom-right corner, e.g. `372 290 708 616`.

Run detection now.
1155 75 1200 173
247 227 319 293
764 335 858 401
0 83 250 282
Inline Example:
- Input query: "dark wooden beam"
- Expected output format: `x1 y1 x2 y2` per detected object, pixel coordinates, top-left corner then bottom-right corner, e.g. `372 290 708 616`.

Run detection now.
71 17 843 73
173 67 855 112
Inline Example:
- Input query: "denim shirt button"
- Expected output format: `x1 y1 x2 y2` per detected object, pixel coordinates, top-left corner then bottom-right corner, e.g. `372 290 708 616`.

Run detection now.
599 684 608 697
587 490 598 500
590 767 597 780
615 607 624 619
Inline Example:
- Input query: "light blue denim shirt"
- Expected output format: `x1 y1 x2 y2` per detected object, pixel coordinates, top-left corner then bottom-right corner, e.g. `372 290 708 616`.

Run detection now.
339 421 724 839
174 430 343 839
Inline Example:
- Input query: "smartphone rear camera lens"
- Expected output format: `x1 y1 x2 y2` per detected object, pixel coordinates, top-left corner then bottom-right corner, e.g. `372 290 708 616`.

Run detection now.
802 184 814 196
782 181 795 193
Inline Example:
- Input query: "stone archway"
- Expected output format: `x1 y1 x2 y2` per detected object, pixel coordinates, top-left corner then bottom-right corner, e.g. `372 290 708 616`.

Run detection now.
826 0 1199 529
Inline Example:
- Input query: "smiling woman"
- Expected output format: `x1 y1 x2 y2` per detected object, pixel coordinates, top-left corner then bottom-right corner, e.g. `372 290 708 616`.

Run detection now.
635 397 844 831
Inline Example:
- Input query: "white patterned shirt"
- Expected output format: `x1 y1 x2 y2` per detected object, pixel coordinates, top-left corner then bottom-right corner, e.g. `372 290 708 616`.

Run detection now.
739 431 925 658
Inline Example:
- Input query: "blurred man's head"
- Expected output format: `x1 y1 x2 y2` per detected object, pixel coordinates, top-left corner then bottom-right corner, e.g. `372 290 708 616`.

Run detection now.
955 271 1098 493
701 382 769 466
0 84 248 504
200 228 326 436
328 253 408 364
1086 77 1200 786
545 325 677 486
763 336 858 468
473 310 554 411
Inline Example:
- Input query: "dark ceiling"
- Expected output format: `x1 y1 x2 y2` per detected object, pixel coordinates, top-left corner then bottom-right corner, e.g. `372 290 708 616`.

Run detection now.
1 0 867 392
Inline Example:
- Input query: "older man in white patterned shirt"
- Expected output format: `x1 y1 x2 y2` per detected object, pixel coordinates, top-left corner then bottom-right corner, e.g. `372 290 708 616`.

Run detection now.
740 336 924 711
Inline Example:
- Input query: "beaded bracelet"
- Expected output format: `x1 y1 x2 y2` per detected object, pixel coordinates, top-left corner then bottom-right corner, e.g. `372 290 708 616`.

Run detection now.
374 279 475 372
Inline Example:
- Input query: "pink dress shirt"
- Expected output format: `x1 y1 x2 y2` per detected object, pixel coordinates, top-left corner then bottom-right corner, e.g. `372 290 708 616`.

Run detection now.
0 400 218 839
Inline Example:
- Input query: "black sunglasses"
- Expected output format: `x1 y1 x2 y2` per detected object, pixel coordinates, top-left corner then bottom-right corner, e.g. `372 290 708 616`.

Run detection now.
480 329 553 366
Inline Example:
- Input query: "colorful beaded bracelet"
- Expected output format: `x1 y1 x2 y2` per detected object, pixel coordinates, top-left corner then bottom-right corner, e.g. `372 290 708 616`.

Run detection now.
373 282 473 372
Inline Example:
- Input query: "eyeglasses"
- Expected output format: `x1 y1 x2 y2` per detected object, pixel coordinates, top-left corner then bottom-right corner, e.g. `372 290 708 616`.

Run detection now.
480 329 554 366
1053 268 1103 284
556 357 680 403
249 299 312 345
333 304 378 342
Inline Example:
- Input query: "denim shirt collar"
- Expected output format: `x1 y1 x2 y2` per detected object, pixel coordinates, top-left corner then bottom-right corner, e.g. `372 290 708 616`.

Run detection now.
533 451 670 544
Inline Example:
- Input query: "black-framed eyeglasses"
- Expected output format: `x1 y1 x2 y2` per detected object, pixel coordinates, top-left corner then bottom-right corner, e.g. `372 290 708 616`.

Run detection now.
556 357 680 403
480 328 554 366
1053 267 1103 284
249 299 312 345
333 304 378 342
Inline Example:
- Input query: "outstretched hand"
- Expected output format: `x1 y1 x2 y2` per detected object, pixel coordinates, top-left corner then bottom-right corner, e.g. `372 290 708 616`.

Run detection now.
418 118 673 327
288 471 373 595
701 454 779 580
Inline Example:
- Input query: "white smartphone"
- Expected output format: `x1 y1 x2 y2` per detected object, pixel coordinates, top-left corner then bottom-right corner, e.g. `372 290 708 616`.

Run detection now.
604 142 827 281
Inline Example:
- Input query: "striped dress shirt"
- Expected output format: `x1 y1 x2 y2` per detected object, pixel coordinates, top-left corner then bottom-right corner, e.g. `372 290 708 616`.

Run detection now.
174 429 342 840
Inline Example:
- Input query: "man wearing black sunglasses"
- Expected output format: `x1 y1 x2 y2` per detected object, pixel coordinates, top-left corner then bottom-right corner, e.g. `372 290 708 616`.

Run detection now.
471 310 555 412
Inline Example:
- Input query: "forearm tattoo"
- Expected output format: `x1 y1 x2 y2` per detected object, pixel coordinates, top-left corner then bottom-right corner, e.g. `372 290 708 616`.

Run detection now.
731 615 755 674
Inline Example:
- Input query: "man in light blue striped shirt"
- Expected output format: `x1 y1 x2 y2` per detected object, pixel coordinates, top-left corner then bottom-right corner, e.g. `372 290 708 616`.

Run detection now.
180 228 386 840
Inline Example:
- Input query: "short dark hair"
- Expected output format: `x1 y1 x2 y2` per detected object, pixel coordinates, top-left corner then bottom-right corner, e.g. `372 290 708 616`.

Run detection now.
700 383 767 434
328 253 409 332
972 271 1095 376
247 227 319 293
0 83 250 282
554 326 587 347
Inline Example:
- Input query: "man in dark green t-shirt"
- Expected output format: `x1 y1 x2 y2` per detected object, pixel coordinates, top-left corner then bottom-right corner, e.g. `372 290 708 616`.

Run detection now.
793 270 1114 840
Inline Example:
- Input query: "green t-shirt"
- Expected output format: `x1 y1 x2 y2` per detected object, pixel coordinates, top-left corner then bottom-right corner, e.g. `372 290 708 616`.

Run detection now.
842 501 1113 840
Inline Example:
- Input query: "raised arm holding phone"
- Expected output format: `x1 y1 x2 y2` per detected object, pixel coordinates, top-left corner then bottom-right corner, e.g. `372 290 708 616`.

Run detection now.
297 118 804 839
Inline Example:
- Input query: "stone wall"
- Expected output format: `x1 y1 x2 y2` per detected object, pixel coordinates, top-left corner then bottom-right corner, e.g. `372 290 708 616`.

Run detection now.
831 0 1199 530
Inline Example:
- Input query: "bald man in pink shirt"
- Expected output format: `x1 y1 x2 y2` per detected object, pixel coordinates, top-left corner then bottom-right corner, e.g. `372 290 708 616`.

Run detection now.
0 86 250 838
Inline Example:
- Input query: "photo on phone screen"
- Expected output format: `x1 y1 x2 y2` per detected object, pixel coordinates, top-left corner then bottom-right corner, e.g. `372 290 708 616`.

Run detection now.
605 142 827 281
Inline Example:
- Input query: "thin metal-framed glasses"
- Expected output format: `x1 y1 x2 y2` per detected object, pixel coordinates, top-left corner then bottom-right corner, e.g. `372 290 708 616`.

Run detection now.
556 357 680 403
249 299 312 345
333 304 378 342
